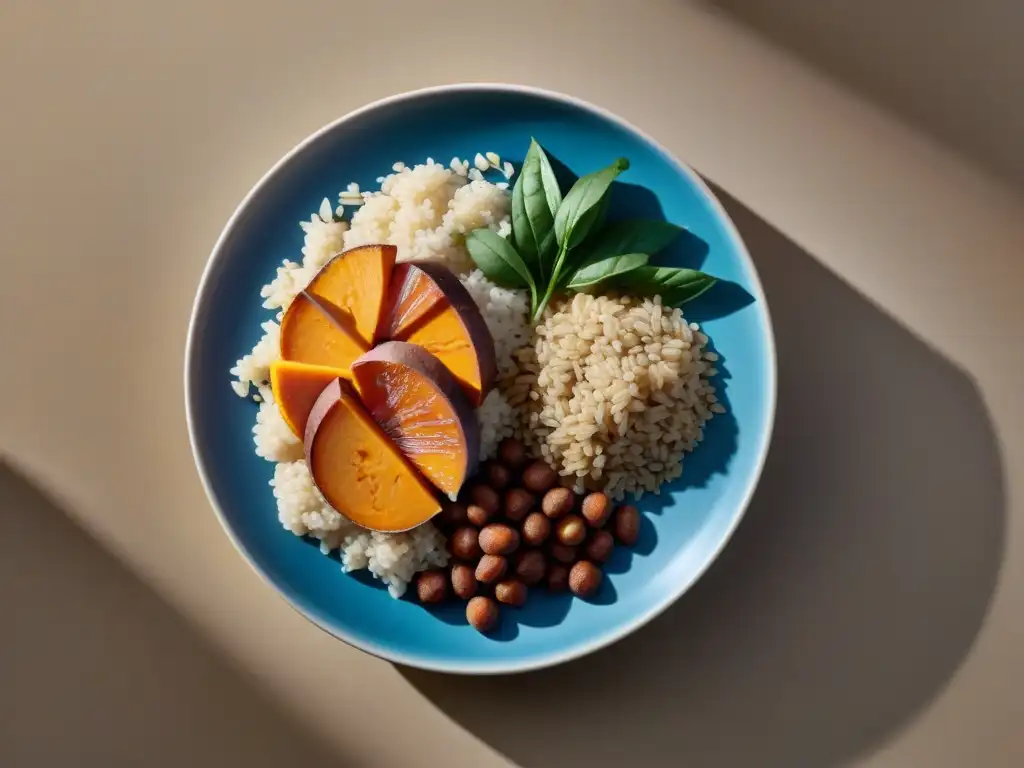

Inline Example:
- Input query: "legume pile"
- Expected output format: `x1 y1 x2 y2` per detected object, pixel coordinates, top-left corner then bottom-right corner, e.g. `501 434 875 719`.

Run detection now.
417 437 641 633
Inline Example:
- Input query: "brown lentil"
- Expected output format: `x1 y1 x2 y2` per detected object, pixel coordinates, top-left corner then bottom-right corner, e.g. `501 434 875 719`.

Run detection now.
475 554 508 584
548 542 577 564
541 487 575 518
522 461 558 493
485 461 511 491
614 505 641 546
569 561 603 598
466 596 500 632
495 579 528 607
581 492 612 528
450 564 477 599
514 549 547 586
466 503 492 527
521 511 551 546
416 570 447 603
503 488 534 523
556 515 587 546
584 530 615 563
449 526 481 560
479 524 520 555
467 484 500 518
497 437 527 469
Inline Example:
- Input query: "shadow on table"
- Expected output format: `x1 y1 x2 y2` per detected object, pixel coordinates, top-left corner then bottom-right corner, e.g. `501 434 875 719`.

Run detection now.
708 0 1024 190
0 461 344 768
398 186 1007 767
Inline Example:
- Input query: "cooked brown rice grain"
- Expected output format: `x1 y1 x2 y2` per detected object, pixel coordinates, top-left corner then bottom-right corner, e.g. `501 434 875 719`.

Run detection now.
510 293 723 500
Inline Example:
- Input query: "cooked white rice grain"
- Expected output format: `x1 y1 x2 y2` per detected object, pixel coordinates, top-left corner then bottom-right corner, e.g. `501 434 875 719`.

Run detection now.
253 386 303 463
231 154 520 598
346 524 449 598
272 460 351 538
271 459 447 596
458 269 531 381
229 321 281 398
443 180 512 237
476 389 517 462
344 158 512 273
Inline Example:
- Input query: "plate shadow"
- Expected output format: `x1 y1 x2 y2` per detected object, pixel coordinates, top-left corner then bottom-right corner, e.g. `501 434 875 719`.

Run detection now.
544 150 711 269
397 185 1006 768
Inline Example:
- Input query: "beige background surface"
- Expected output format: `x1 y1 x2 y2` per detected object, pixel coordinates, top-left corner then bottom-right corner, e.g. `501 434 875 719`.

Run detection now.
715 0 1024 189
2 1 1023 766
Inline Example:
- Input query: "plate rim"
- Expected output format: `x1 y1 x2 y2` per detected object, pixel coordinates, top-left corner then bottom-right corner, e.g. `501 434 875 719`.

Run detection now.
184 82 778 675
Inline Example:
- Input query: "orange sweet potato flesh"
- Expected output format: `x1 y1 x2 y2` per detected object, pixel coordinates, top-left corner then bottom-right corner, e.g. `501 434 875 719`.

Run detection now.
270 360 352 438
387 263 496 406
280 289 368 369
381 262 445 339
307 244 396 346
305 378 441 532
351 342 480 498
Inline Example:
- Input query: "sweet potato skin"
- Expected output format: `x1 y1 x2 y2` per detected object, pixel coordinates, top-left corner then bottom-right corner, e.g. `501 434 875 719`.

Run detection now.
394 262 497 405
352 341 480 493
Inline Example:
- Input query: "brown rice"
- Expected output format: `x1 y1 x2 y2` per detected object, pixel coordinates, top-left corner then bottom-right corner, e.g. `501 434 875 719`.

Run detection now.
506 292 724 500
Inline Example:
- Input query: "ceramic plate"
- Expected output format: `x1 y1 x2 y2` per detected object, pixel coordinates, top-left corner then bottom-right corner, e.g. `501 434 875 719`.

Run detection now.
185 84 776 674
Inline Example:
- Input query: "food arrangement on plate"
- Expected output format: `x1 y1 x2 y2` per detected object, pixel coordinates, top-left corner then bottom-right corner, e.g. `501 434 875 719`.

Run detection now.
229 139 731 634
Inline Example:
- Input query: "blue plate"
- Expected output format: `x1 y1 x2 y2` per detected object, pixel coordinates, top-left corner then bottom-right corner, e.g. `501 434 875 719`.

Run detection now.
185 84 776 673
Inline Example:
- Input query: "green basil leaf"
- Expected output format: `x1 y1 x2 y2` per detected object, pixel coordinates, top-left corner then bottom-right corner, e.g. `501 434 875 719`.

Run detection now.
465 229 536 293
616 266 718 305
554 158 629 251
584 219 683 264
511 178 541 276
661 279 717 305
554 218 680 290
537 141 562 216
585 190 614 247
567 253 649 290
512 139 560 282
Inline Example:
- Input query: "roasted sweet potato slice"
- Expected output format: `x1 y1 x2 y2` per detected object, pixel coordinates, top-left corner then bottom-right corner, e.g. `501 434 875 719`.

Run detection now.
270 360 352 437
352 342 480 498
307 244 396 346
387 263 496 405
381 262 446 339
304 378 441 532
279 289 368 369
